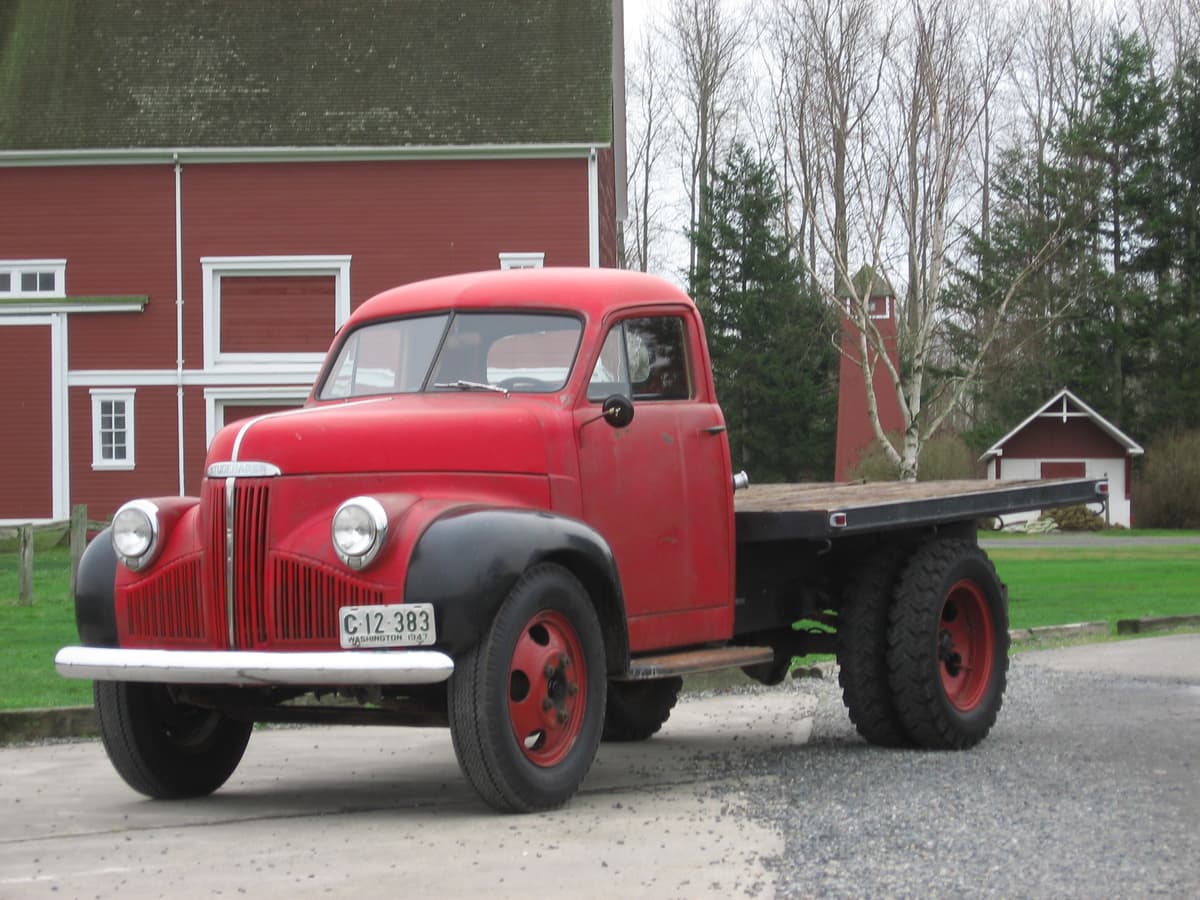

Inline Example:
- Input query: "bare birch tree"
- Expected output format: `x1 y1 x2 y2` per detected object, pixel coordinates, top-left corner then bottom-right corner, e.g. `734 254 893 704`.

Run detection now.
664 0 752 282
777 0 1068 480
624 27 674 273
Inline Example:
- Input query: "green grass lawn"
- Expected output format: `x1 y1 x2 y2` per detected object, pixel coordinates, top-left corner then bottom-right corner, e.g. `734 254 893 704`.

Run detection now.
2 539 1198 710
0 546 92 709
988 543 1200 629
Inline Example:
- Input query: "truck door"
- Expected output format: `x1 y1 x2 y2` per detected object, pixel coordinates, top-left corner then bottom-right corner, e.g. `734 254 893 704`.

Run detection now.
575 311 734 652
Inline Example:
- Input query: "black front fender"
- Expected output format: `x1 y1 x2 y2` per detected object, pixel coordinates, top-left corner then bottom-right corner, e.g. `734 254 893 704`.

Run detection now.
74 527 119 647
405 507 629 671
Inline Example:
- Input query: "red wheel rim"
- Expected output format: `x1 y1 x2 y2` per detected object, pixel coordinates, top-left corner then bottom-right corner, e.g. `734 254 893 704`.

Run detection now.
937 579 995 712
507 609 588 767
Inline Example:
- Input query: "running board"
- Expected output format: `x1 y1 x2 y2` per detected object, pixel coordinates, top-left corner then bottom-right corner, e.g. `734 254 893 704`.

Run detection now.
619 645 774 681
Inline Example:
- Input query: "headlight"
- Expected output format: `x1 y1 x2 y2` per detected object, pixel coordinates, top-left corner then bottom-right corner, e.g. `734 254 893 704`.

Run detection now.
111 500 161 571
331 496 388 570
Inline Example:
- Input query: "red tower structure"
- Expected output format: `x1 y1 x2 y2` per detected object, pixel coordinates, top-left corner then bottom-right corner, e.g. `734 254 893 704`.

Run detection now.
834 267 905 481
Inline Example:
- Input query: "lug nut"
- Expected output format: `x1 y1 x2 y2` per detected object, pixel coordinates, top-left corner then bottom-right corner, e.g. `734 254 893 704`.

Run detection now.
544 664 556 679
542 697 554 711
557 711 569 725
567 683 579 696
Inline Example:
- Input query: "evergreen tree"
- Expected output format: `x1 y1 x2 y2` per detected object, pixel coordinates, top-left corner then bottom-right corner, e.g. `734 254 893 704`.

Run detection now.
690 144 837 482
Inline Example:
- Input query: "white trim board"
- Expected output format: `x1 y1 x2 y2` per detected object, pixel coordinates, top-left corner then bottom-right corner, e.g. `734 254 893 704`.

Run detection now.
200 255 350 372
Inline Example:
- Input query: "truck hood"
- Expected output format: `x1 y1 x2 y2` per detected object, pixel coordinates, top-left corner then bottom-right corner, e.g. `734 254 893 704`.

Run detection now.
206 396 552 476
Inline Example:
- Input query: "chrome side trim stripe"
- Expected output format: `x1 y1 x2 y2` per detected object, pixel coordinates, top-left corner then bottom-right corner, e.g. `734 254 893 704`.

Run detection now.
55 646 455 686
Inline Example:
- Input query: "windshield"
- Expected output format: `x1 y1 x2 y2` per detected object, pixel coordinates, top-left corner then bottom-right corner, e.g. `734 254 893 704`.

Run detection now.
318 312 582 400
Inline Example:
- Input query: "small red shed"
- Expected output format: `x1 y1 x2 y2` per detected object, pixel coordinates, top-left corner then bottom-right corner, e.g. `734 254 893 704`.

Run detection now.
980 388 1144 526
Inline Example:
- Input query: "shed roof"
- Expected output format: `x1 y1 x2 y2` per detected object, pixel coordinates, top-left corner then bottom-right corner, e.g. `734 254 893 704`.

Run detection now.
0 0 614 152
979 388 1144 462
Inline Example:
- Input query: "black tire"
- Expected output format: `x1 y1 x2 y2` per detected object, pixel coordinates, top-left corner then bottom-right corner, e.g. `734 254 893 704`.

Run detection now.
602 677 683 742
94 681 253 798
836 546 911 747
886 540 1009 750
447 563 607 813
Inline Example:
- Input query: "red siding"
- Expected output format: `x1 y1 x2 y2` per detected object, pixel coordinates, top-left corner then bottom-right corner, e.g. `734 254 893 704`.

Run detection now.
598 147 617 268
180 158 591 367
0 166 178 371
1040 461 1086 478
219 275 334 353
0 325 53 518
1002 418 1123 459
69 386 181 520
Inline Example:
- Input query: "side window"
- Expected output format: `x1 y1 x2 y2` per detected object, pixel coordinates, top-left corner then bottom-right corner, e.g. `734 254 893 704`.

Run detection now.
587 316 691 402
90 389 136 470
587 327 631 401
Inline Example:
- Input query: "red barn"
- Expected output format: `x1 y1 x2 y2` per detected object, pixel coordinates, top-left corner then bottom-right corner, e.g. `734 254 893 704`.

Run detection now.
0 0 627 523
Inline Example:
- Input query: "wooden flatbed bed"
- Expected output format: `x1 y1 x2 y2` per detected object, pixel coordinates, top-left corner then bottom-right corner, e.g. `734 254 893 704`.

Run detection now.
734 478 1106 542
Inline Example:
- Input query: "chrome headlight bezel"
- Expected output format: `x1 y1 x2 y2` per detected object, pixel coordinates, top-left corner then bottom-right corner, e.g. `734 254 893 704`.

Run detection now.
111 499 161 571
331 496 389 571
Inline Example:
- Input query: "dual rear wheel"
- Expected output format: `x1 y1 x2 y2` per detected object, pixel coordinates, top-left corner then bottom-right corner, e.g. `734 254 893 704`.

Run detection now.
837 539 1008 750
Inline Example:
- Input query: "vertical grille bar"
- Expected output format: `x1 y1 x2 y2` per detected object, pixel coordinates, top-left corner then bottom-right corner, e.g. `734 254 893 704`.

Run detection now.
233 481 271 648
203 479 228 647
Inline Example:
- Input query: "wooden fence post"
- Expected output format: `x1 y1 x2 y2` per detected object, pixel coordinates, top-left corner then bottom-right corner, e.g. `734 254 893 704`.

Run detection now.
18 524 33 607
69 504 87 600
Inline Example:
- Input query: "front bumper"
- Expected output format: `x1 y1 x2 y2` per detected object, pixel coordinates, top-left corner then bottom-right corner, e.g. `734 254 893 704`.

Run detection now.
55 646 454 686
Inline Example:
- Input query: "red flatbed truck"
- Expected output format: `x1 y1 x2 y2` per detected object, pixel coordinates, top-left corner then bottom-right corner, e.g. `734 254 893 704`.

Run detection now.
56 268 1106 812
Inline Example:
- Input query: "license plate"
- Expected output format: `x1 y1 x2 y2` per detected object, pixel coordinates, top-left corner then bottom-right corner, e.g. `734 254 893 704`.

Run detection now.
338 603 436 649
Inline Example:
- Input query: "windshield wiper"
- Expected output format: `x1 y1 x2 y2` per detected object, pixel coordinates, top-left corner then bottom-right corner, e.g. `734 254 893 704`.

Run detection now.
432 380 509 396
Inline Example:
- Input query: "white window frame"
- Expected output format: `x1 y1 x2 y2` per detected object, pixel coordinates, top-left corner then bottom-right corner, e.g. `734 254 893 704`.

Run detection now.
498 252 545 270
201 255 351 373
0 259 66 298
90 388 136 471
203 386 311 447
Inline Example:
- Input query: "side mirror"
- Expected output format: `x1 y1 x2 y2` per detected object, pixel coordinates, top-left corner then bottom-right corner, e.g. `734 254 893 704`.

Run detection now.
601 394 635 429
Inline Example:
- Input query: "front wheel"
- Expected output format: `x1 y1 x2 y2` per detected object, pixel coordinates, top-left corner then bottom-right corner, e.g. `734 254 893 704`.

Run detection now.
448 563 607 812
95 681 253 798
886 540 1009 750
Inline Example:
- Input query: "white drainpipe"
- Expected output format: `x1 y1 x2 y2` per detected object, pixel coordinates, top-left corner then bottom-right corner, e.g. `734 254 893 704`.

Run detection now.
174 155 186 496
588 147 599 267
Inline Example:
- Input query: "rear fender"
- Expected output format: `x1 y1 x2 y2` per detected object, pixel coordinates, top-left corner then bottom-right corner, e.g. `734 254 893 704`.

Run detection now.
405 507 629 673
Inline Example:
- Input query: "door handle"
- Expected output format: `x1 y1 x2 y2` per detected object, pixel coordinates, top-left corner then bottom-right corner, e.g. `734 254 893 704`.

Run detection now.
702 425 727 435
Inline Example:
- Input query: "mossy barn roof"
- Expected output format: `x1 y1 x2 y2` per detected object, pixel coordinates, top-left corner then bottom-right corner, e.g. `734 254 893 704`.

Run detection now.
0 0 613 151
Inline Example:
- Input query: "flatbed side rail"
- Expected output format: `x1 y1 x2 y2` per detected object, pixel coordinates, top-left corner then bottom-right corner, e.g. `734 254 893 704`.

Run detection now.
734 478 1107 543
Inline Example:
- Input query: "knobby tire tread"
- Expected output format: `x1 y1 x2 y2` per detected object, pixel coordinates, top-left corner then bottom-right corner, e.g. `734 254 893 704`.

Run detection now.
836 546 911 747
602 677 683 742
886 540 1009 750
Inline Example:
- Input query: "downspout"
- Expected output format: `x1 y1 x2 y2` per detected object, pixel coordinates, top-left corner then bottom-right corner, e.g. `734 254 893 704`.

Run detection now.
588 147 599 267
174 155 186 495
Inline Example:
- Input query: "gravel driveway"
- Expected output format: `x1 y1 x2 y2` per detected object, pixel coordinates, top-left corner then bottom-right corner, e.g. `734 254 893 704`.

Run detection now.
2 639 1197 898
735 651 1200 897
